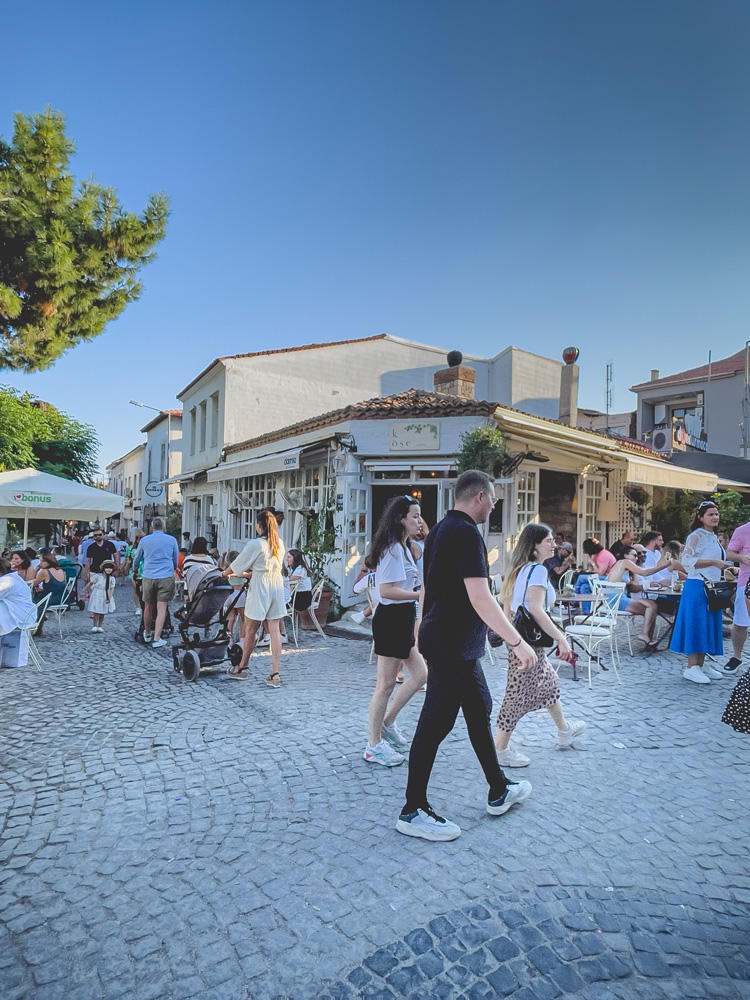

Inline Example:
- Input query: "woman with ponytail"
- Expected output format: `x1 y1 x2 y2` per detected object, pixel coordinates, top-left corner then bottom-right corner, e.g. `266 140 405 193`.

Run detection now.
227 509 286 686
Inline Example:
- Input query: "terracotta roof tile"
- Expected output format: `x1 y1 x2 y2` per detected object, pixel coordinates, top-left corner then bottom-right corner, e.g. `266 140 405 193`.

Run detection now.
225 389 497 455
631 348 746 391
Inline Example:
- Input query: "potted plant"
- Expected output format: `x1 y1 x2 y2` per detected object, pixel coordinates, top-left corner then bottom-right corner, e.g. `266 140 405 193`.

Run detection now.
299 490 341 630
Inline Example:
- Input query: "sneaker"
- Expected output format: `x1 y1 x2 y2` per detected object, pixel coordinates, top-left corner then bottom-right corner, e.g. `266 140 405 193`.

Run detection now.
723 657 742 675
257 635 271 646
495 745 531 767
487 780 532 816
381 722 410 752
265 673 281 688
351 610 366 625
152 638 168 649
363 739 404 767
701 663 724 680
557 720 587 748
684 665 710 684
135 609 142 617
143 632 153 643
396 805 460 841
280 634 288 645
90 626 98 633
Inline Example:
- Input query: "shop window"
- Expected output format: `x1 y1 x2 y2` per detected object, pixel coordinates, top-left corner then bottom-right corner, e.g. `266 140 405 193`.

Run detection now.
516 471 538 529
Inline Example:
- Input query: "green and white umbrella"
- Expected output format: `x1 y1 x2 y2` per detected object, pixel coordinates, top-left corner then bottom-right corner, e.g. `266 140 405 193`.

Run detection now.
0 468 123 547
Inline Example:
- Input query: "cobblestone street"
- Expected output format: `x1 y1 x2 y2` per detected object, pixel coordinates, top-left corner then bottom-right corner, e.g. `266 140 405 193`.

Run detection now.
1 588 749 1000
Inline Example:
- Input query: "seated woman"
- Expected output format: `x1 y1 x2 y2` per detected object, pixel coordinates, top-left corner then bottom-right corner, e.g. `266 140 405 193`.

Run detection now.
32 553 67 637
0 556 35 643
10 551 36 582
607 544 670 642
582 538 617 577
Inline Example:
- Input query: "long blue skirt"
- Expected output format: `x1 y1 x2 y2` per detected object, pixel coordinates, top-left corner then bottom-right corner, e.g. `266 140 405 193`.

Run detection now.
669 579 723 656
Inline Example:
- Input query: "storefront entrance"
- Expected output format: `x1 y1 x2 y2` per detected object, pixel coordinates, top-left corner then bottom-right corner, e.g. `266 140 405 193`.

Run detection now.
539 470 577 546
371 484 438 533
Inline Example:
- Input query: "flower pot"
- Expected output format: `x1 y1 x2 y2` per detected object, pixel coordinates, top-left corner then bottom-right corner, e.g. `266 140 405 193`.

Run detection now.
298 589 332 631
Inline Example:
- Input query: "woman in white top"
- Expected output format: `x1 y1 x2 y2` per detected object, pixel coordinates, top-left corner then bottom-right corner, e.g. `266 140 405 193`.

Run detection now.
0 556 35 636
495 523 585 768
670 500 733 684
226 509 286 687
364 495 428 767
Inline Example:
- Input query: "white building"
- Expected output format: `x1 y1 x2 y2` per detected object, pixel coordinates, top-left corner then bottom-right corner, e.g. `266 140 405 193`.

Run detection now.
105 443 145 536
173 334 564 541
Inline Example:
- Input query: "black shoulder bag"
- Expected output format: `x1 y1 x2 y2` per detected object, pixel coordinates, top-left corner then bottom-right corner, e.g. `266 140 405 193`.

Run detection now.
701 544 734 612
513 565 555 648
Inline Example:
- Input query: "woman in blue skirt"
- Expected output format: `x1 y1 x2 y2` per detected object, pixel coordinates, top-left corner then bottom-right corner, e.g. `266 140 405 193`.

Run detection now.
670 500 733 684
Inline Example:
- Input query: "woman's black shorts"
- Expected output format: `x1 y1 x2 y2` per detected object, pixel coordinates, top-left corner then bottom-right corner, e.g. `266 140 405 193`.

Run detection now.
372 602 416 660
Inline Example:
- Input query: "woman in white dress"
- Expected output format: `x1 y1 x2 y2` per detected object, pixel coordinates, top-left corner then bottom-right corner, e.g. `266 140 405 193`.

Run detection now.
226 510 286 687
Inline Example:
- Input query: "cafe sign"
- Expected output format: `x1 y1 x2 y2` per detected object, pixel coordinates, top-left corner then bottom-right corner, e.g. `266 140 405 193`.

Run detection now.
13 491 52 504
388 421 440 452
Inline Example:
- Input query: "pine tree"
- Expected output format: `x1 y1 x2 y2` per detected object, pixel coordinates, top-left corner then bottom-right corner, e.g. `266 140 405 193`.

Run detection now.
0 107 169 371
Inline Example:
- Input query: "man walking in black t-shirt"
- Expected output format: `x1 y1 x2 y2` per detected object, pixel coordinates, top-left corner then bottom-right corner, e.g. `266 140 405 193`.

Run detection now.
396 469 536 842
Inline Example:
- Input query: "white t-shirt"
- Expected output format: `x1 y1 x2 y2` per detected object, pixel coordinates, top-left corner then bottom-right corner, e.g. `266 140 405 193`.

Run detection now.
288 565 311 593
375 544 419 605
510 563 556 615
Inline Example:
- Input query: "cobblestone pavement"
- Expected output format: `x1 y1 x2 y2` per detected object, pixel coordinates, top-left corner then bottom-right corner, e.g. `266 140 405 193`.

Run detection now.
1 586 749 999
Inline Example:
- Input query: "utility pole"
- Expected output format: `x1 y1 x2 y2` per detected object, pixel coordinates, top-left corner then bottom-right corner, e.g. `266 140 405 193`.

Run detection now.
605 362 613 431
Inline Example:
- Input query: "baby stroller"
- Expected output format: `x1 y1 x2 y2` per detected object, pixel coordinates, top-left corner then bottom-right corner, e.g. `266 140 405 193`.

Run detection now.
57 558 86 610
171 570 244 681
133 576 174 644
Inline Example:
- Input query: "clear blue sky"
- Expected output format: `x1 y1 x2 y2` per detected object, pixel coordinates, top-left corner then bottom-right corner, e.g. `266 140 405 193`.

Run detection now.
4 0 749 471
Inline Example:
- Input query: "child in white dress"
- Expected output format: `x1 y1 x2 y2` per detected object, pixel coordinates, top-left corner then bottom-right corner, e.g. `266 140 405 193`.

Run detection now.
88 560 117 633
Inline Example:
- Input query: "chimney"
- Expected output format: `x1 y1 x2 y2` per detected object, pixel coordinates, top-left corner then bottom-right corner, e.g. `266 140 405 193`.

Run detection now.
650 369 659 381
433 350 475 399
558 347 580 426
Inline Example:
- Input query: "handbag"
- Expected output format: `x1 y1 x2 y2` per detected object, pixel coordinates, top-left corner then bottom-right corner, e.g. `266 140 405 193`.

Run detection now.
702 578 734 612
513 566 555 648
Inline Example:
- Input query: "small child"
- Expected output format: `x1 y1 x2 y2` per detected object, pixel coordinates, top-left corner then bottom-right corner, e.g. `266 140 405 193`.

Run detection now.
88 559 117 632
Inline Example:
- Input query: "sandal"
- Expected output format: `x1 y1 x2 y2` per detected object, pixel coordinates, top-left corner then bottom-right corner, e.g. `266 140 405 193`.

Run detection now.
265 672 281 688
227 665 247 679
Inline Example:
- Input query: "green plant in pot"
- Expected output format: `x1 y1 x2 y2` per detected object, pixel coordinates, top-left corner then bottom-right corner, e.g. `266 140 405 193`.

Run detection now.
301 489 341 628
457 424 508 476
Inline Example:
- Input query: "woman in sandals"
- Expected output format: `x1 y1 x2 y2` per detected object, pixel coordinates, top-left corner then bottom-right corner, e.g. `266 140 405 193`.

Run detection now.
226 509 286 687
364 495 428 766
494 523 585 767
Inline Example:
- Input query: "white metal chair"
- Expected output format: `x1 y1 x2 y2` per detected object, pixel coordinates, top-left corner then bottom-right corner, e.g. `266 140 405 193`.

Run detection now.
14 594 52 670
564 587 622 687
559 568 575 593
306 580 327 638
283 584 314 648
44 577 75 639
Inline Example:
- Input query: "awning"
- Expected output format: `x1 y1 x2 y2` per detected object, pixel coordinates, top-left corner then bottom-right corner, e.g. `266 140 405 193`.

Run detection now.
626 458 717 492
717 477 750 494
206 448 302 483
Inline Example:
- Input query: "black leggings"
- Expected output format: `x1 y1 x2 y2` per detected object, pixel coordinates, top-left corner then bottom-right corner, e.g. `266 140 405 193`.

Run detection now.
404 657 508 813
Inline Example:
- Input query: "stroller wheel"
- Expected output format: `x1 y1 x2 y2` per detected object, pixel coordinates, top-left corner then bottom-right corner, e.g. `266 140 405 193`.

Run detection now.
76 600 85 611
172 648 182 673
228 644 243 667
134 630 144 644
182 649 200 682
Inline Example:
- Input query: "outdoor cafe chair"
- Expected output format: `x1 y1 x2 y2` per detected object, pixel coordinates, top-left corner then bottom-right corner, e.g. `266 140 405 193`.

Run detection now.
14 593 52 670
45 577 76 639
564 587 622 688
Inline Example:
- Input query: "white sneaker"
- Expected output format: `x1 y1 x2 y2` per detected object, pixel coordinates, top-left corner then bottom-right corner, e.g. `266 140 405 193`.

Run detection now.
257 635 271 646
351 610 366 626
495 745 531 767
363 739 404 767
135 609 142 617
396 805 460 841
701 664 724 680
143 632 153 643
280 635 288 645
683 665 710 684
90 626 98 633
381 722 410 752
152 638 168 649
487 780 532 816
557 720 587 748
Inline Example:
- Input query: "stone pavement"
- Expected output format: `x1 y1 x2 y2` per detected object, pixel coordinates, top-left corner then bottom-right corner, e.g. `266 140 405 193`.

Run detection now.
0 586 749 1000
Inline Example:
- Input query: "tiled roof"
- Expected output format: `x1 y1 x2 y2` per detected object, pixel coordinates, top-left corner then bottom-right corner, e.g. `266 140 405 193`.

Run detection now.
225 389 498 455
631 348 745 391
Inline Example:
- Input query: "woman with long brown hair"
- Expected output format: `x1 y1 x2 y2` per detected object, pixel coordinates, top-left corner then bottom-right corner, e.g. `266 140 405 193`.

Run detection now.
227 509 286 686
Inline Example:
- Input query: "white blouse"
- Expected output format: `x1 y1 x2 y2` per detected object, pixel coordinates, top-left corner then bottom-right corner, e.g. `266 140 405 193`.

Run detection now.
682 528 724 582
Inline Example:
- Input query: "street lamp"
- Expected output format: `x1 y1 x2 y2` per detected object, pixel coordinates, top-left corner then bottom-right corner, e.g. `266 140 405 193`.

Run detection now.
129 400 172 483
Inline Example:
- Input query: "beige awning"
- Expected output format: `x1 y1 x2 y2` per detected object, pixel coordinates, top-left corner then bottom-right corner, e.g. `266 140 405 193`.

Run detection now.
626 458 717 492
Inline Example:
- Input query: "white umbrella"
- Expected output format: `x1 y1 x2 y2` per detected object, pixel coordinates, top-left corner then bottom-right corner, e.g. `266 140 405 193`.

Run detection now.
0 468 123 547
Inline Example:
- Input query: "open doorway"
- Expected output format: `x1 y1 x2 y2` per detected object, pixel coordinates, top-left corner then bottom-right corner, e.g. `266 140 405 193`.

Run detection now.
371 485 438 533
538 470 577 549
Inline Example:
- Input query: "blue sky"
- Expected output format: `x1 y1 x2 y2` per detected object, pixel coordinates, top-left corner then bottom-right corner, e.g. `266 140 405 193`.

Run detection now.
3 0 749 470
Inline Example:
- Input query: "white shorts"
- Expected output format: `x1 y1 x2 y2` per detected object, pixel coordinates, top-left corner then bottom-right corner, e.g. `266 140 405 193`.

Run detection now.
732 584 750 627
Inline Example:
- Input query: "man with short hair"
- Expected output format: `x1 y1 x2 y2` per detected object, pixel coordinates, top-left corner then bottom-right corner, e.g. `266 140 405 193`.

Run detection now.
724 518 750 675
84 529 119 583
396 469 536 843
609 530 635 561
544 540 575 590
182 532 192 554
134 517 178 649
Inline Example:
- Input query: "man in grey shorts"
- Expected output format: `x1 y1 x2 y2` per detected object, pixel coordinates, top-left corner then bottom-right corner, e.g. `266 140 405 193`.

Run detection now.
134 517 178 648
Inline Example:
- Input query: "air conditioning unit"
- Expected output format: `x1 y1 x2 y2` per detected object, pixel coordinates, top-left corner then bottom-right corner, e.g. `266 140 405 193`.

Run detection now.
651 427 672 454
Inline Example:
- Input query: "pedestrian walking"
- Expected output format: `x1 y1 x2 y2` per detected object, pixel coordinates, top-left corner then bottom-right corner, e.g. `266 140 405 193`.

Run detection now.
363 496 428 767
226 509 286 686
670 500 733 683
396 469 535 843
133 517 179 649
723 517 750 676
494 523 585 767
